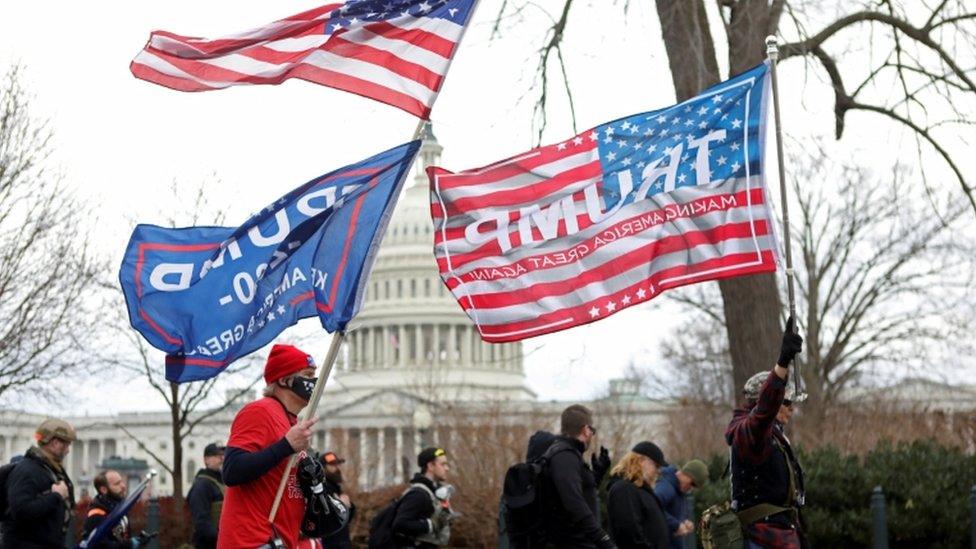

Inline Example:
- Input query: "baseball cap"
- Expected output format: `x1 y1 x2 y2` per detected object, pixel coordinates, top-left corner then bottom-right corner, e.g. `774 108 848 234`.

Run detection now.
742 371 808 403
204 443 225 457
417 447 446 470
321 451 346 465
681 459 709 488
631 441 668 467
35 418 76 445
264 344 316 385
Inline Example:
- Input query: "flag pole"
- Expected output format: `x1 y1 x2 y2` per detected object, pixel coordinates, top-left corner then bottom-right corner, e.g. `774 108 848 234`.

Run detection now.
765 36 802 391
267 330 345 525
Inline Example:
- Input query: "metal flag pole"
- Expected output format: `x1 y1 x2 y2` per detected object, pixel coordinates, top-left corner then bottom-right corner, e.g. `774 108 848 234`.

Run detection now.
267 330 345 524
765 36 802 392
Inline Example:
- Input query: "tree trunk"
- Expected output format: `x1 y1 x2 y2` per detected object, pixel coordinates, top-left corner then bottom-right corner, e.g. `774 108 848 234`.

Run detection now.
170 382 185 505
654 0 785 398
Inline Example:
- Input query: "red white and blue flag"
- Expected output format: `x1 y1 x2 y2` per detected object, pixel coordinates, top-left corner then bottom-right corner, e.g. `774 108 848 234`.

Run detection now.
429 63 779 342
130 0 477 119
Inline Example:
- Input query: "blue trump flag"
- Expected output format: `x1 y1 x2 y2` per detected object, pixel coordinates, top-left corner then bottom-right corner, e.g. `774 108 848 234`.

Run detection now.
120 141 420 382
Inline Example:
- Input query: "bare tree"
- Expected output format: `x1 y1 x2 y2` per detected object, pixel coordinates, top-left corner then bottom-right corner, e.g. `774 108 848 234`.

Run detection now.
648 148 975 442
493 0 976 393
0 67 104 401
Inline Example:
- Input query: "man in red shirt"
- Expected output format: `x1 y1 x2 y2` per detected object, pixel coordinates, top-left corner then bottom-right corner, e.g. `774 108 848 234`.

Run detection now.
218 344 320 548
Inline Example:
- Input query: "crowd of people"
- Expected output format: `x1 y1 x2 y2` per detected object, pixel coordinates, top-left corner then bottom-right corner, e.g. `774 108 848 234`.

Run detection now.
0 322 805 549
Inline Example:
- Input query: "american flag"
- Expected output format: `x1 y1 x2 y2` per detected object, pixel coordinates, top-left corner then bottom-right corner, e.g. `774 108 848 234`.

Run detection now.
429 63 779 343
130 0 477 119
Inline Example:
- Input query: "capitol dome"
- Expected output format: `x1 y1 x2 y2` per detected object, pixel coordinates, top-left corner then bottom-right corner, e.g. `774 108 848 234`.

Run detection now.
327 125 536 403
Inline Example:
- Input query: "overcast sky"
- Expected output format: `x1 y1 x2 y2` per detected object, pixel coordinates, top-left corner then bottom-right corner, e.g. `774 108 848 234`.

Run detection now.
1 1 969 415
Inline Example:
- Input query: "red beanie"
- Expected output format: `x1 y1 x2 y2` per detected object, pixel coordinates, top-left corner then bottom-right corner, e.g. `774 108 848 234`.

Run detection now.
264 344 315 385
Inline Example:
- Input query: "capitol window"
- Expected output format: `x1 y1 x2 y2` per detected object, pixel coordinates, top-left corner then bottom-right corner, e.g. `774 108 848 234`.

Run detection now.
424 279 430 296
410 279 416 298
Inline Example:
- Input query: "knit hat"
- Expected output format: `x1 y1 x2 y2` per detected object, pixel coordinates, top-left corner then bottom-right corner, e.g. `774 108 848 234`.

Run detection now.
681 459 709 488
204 443 225 457
743 371 808 403
631 441 668 467
264 344 316 385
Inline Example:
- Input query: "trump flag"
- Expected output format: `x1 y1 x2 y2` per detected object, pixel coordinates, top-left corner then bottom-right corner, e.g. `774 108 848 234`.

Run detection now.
120 141 420 382
130 0 477 119
429 63 778 342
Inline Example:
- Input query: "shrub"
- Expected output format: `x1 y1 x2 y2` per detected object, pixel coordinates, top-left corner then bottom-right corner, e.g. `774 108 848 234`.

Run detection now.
693 440 976 547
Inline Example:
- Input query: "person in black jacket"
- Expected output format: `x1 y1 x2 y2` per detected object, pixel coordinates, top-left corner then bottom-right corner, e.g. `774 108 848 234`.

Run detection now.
606 442 670 549
186 443 225 549
82 470 151 549
320 451 354 549
1 418 76 549
541 404 615 549
392 447 454 548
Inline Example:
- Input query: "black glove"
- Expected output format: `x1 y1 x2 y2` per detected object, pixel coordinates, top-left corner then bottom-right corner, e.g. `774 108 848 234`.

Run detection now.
131 531 157 547
777 316 803 367
590 446 611 483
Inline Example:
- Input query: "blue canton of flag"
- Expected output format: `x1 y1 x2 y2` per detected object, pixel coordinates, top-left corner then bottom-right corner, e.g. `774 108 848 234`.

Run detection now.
119 142 420 383
324 0 476 34
594 63 769 210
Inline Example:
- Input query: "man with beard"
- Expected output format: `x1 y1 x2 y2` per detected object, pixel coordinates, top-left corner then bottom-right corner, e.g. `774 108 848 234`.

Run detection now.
218 344 319 549
82 470 151 548
1 418 75 549
187 443 226 549
319 452 354 549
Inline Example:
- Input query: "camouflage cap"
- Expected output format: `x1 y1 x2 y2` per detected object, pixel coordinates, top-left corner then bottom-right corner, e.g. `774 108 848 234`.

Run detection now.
742 371 808 403
35 418 76 445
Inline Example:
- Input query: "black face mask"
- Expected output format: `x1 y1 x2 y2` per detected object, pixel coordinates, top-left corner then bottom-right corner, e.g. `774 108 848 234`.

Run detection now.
289 375 317 402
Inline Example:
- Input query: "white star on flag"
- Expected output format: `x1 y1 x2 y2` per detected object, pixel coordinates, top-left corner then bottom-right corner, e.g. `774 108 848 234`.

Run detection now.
589 306 600 318
636 288 647 299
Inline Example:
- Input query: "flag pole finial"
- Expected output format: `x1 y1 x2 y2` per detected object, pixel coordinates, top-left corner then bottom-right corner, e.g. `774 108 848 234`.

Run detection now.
765 35 779 53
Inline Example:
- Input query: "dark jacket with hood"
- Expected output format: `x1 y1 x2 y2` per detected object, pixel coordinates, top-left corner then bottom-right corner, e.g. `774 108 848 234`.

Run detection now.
1 446 75 549
541 436 614 548
392 473 438 549
725 371 805 527
82 492 132 549
605 476 669 549
186 468 224 549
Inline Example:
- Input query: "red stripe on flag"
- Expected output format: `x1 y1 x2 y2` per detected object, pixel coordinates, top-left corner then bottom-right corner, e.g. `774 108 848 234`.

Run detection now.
323 36 444 91
472 250 777 342
458 220 770 310
362 21 457 58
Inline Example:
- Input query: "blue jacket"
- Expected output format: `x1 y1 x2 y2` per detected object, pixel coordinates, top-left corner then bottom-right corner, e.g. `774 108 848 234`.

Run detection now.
652 466 685 549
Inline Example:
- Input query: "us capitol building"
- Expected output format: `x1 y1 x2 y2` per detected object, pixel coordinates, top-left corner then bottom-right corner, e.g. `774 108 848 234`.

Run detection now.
0 126 670 495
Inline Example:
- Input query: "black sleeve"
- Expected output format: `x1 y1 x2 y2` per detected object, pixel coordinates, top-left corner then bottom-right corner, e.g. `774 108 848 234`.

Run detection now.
82 511 132 549
549 451 611 545
391 490 433 538
222 438 294 486
6 466 62 522
187 480 218 544
607 484 650 548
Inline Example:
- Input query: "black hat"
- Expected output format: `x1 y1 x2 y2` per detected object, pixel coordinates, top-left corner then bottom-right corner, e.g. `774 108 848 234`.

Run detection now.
632 441 668 467
204 443 225 457
417 447 446 471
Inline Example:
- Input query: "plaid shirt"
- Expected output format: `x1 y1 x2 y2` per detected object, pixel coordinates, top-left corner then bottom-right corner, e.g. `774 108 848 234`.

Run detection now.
725 371 787 465
726 371 805 549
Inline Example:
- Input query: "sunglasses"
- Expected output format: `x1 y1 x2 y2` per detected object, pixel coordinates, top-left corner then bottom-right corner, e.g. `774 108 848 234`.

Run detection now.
587 425 598 435
783 399 794 408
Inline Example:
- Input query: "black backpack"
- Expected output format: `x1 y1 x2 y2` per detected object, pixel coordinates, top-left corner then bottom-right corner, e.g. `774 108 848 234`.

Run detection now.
0 461 17 520
501 440 572 548
368 485 421 549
